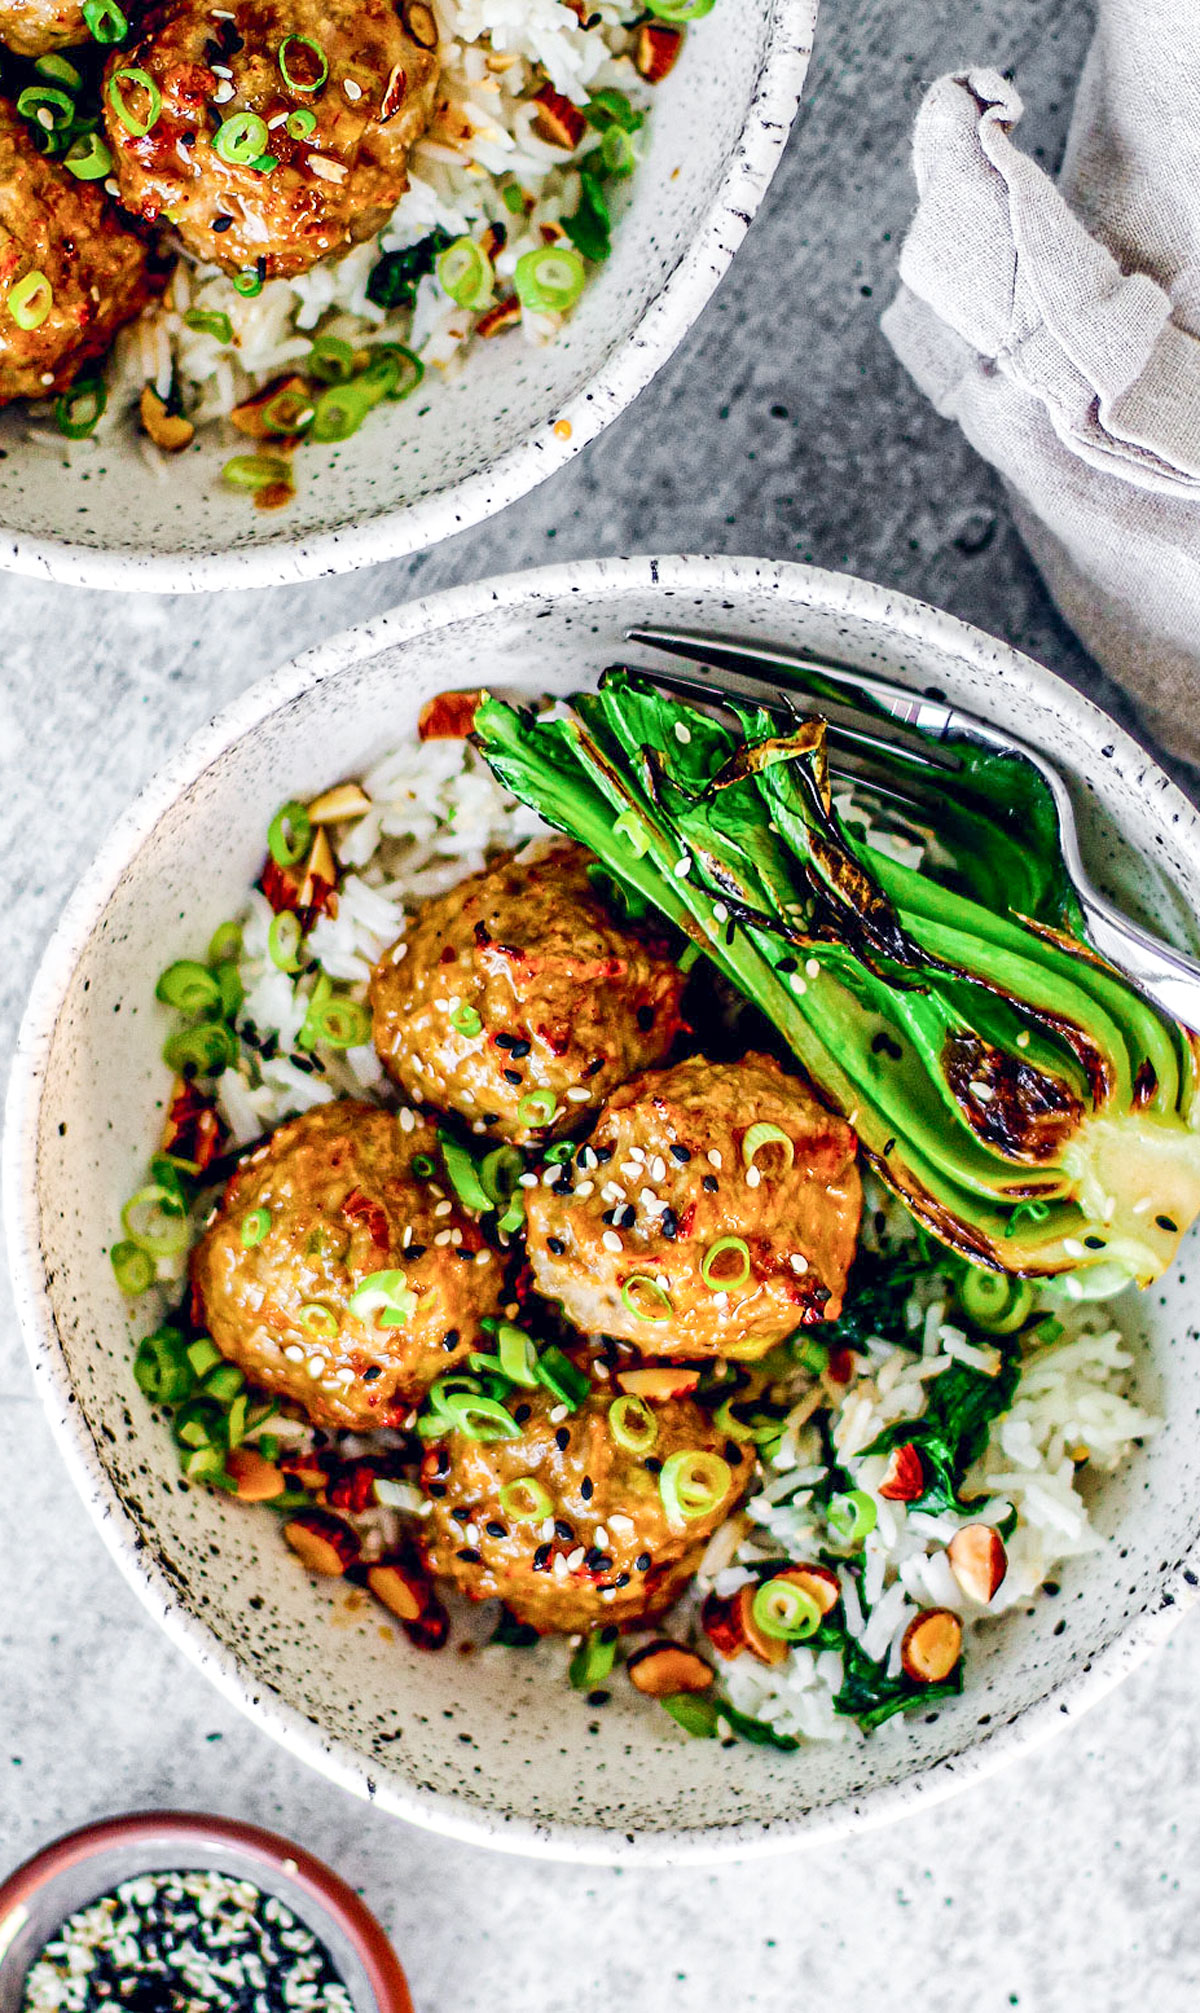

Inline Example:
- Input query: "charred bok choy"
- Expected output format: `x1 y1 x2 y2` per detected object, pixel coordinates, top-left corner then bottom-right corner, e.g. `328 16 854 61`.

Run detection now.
472 671 1200 1286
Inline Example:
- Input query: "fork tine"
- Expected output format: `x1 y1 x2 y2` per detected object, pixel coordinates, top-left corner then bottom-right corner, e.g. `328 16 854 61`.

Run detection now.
626 624 963 750
619 661 961 774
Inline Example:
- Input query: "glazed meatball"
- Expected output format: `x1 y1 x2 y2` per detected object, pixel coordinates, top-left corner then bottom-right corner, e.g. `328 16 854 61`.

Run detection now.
0 0 86 56
103 0 440 280
191 1099 503 1431
420 1384 753 1633
0 99 155 401
526 1053 862 1360
370 841 689 1146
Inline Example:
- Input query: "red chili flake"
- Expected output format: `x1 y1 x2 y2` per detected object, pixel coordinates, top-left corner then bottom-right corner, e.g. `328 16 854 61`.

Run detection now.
418 689 483 740
826 1346 855 1384
439 945 458 963
163 1080 225 1171
260 856 301 915
326 1458 381 1515
676 1201 696 1239
536 1021 571 1058
701 1590 745 1661
343 1188 390 1249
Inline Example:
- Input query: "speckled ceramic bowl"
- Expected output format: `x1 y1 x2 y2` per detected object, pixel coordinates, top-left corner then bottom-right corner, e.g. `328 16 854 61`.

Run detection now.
7 555 1200 1863
0 4 815 593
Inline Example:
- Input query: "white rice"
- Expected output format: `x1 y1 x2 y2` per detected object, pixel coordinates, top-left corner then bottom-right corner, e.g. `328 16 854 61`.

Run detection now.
161 731 1159 1744
28 0 652 467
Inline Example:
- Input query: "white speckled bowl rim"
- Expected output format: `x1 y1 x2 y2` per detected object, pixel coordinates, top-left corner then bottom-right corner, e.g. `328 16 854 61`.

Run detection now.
6 554 1199 1864
0 2 816 594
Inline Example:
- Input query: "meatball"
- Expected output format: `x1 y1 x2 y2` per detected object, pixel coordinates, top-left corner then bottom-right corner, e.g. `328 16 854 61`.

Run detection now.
420 1384 752 1632
103 0 440 280
370 841 689 1146
0 0 86 57
0 99 155 401
526 1052 862 1360
191 1099 503 1430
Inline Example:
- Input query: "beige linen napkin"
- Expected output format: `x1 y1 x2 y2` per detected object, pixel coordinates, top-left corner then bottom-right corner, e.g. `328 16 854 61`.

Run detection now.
882 1 1200 763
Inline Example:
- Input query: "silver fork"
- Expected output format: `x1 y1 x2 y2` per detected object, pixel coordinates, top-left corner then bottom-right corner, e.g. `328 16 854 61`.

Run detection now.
624 624 1200 1028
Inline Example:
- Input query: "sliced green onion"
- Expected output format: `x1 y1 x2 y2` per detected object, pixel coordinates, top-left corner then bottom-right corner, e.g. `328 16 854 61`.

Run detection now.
63 133 113 180
216 956 244 1018
436 1390 521 1441
226 1392 249 1446
584 87 644 133
148 1154 191 1213
450 1002 483 1037
268 909 303 972
601 125 636 176
267 799 311 867
534 1345 590 1410
658 1448 731 1526
513 244 586 315
569 1626 618 1690
17 85 75 131
35 52 83 88
751 1575 822 1643
608 1393 657 1454
298 1301 339 1337
371 342 423 401
499 1476 552 1521
660 1692 719 1739
185 308 234 342
55 376 107 438
436 235 494 309
232 268 265 298
645 0 714 18
792 1334 827 1375
349 1269 416 1329
827 1489 877 1546
107 67 161 137
8 271 52 331
208 920 243 964
497 1322 539 1387
711 1394 755 1443
261 382 314 433
121 1184 189 1258
278 32 328 90
310 993 371 1050
517 1088 557 1129
613 809 650 856
111 1239 155 1294
958 1267 1034 1334
700 1236 751 1291
240 1207 271 1249
437 1130 492 1213
251 152 279 176
187 1337 222 1378
619 1274 673 1323
307 333 356 382
156 959 221 1013
502 180 526 215
173 1394 224 1449
286 105 318 140
213 111 270 166
204 1362 245 1404
162 1020 237 1076
82 0 127 41
309 380 374 443
481 1145 524 1207
543 1141 574 1165
133 1326 196 1404
497 1200 526 1237
222 452 288 491
741 1122 794 1175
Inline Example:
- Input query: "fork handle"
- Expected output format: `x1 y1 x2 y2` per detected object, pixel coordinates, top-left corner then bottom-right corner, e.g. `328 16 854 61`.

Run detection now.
1074 888 1200 1031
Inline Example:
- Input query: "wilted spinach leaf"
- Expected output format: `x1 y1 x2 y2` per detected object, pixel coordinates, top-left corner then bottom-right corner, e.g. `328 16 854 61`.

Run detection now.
834 1632 964 1731
367 228 453 310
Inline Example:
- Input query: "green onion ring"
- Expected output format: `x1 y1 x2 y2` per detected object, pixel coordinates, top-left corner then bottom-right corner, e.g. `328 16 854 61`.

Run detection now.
286 105 317 139
240 1207 271 1249
162 1019 237 1076
307 333 356 382
267 909 303 972
278 33 329 91
751 1575 822 1643
499 1476 552 1522
134 1326 195 1403
437 1129 492 1213
298 1301 339 1337
121 1183 189 1258
958 1267 1034 1334
349 1269 416 1329
619 1273 673 1323
111 1239 155 1294
608 1393 658 1454
8 271 52 331
437 1391 522 1442
601 124 636 176
267 799 311 868
304 996 372 1051
17 84 75 131
435 236 494 310
35 52 83 88
480 1144 523 1207
533 1345 591 1411
55 375 107 438
232 268 265 298
450 1002 483 1036
207 919 242 965
741 1122 795 1175
711 1393 756 1443
223 453 290 492
261 383 314 434
410 1153 435 1179
497 1322 539 1387
213 111 270 166
63 132 113 180
185 308 234 342
513 244 586 315
309 380 374 443
569 1627 618 1690
699 1236 751 1291
371 342 423 401
156 958 222 1013
82 0 127 41
658 1448 732 1526
826 1489 877 1546
107 67 161 137
517 1088 557 1130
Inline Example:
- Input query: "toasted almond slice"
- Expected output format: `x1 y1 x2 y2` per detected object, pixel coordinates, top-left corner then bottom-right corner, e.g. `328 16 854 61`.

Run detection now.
402 0 438 45
947 1524 1008 1604
900 1607 963 1684
700 1590 745 1661
775 1562 841 1617
226 1446 285 1502
300 826 338 913
283 1509 360 1576
531 82 586 150
308 152 348 183
627 1640 713 1697
477 296 522 339
735 1583 788 1667
635 20 684 82
367 1562 426 1622
140 385 194 452
879 1441 925 1502
615 1365 700 1400
307 781 373 825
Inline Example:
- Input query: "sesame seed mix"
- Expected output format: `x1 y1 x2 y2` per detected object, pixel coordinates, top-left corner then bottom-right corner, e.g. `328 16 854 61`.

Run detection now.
21 1869 353 2013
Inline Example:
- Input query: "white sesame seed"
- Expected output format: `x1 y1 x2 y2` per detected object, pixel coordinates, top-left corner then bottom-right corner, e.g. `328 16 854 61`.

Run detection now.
566 1087 592 1102
651 1155 667 1182
344 76 363 99
466 1523 480 1544
401 1226 412 1249
549 1403 569 1423
417 1499 433 1516
284 1345 304 1363
806 958 820 977
789 1253 809 1273
608 1513 635 1536
567 1546 586 1570
519 1173 539 1188
674 855 692 880
789 974 807 995
434 1230 452 1246
429 1183 446 1199
969 1081 995 1103
1132 1197 1152 1215
1062 1237 1086 1258
714 1290 729 1308
602 1230 622 1253
306 1357 326 1377
746 1165 761 1189
1016 1031 1030 1048
575 1181 595 1198
541 1518 555 1541
594 1525 609 1547
474 1249 492 1265
267 110 288 127
450 1229 463 1246
707 1149 722 1169
601 1587 618 1601
434 1199 453 1217
434 998 449 1012
211 60 232 75
553 1551 570 1578
713 901 729 922
621 1162 641 1182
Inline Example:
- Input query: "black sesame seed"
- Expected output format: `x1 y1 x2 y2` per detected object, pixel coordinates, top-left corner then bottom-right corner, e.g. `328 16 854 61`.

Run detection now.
724 1440 743 1465
513 1403 533 1425
451 1506 471 1524
502 1068 523 1085
725 920 737 945
434 1448 451 1474
532 1542 552 1572
644 1456 662 1474
595 1145 614 1163
661 1208 679 1240
702 1174 719 1192
495 1031 515 1049
362 1364 382 1382
777 956 797 973
547 1236 565 1254
635 1552 652 1572
587 1688 611 1706
580 1476 594 1500
600 1623 619 1643
555 1427 571 1451
212 213 233 232
613 1571 631 1588
602 1209 616 1225
670 1143 691 1161
511 1039 531 1058
555 1518 575 1541
585 1548 613 1571
486 1521 507 1538
427 1481 446 1497
617 1204 636 1228
481 1113 500 1125
456 1546 482 1563
1083 1235 1106 1250
443 1327 461 1347
1157 1214 1179 1232
407 1243 427 1260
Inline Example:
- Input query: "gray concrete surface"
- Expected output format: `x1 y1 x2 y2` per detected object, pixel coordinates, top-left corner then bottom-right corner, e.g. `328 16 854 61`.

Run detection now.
4 0 1198 2005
